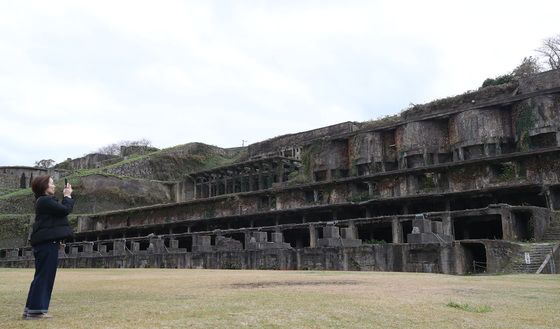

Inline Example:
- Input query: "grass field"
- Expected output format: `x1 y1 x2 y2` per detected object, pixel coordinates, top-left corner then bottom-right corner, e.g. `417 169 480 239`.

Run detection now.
0 269 558 329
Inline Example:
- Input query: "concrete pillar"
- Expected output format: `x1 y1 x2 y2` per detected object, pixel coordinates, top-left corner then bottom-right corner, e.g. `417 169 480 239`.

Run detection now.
442 214 453 237
309 224 317 248
348 221 358 240
323 226 340 238
149 237 165 253
500 207 515 240
253 232 267 243
244 231 251 249
543 185 556 210
83 242 94 254
113 239 126 256
423 148 429 166
258 164 265 190
483 143 490 157
276 161 285 182
367 182 374 197
271 232 283 243
392 217 403 243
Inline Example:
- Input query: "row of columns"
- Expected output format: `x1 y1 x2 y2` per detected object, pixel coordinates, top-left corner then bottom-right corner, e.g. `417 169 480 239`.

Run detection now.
193 159 299 199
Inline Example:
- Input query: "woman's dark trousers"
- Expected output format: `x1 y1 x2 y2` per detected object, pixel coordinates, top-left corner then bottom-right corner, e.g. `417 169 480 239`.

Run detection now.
24 241 59 314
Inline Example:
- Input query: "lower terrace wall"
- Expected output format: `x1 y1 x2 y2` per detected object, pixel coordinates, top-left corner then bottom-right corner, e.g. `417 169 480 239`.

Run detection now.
0 241 518 275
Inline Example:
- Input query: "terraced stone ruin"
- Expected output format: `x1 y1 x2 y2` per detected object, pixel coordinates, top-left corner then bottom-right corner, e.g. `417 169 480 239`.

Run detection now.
2 69 560 274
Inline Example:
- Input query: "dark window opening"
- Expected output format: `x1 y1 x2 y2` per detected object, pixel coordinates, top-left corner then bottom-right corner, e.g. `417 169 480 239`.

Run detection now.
258 196 271 210
283 228 310 248
336 208 366 220
463 145 484 160
450 196 494 211
494 190 546 207
384 161 398 171
138 240 150 251
409 200 445 213
277 216 301 225
253 216 274 227
407 154 425 168
500 142 515 154
229 233 246 249
0 250 6 258
462 243 487 274
438 152 452 164
357 163 370 176
368 203 402 217
304 190 315 203
314 170 327 182
177 237 192 252
304 211 333 223
357 223 393 243
530 132 557 149
486 144 497 156
453 215 502 240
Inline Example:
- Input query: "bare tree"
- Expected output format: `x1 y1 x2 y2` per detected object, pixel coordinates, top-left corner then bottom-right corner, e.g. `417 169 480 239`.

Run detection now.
95 139 153 156
536 34 560 70
512 56 541 78
34 159 56 168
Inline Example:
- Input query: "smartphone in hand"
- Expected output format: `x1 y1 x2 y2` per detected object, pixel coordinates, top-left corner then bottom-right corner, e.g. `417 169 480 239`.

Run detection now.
64 178 68 187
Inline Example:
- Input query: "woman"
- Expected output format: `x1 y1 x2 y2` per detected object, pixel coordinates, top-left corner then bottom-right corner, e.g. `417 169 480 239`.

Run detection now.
23 176 74 320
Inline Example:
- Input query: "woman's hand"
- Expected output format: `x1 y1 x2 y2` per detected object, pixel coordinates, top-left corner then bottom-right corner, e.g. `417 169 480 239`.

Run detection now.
63 183 73 198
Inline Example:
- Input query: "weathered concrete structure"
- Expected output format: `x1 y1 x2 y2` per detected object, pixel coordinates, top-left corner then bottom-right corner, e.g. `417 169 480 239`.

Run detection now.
3 70 560 274
0 166 63 193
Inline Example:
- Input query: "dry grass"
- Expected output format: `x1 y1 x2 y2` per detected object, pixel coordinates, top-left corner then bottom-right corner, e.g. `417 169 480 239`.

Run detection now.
0 269 558 329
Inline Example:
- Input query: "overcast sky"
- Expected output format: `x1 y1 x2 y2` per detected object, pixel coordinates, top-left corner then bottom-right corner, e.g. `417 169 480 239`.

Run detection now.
1 1 559 166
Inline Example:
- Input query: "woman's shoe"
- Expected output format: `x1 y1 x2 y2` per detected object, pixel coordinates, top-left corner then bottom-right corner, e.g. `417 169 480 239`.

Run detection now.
24 313 53 320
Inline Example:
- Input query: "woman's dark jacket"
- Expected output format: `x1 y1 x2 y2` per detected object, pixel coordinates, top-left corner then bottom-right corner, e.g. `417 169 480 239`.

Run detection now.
29 196 75 246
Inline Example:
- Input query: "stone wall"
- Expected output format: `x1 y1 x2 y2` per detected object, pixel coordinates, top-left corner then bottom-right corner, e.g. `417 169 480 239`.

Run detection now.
0 166 62 192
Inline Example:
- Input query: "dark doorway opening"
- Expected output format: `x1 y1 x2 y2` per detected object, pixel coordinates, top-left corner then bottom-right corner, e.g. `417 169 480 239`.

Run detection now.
453 215 502 240
283 228 310 248
357 223 393 243
462 243 487 274
402 221 413 243
177 237 192 252
513 211 532 241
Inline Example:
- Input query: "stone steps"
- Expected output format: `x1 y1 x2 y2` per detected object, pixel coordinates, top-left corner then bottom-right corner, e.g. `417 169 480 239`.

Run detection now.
542 226 560 241
510 243 555 274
